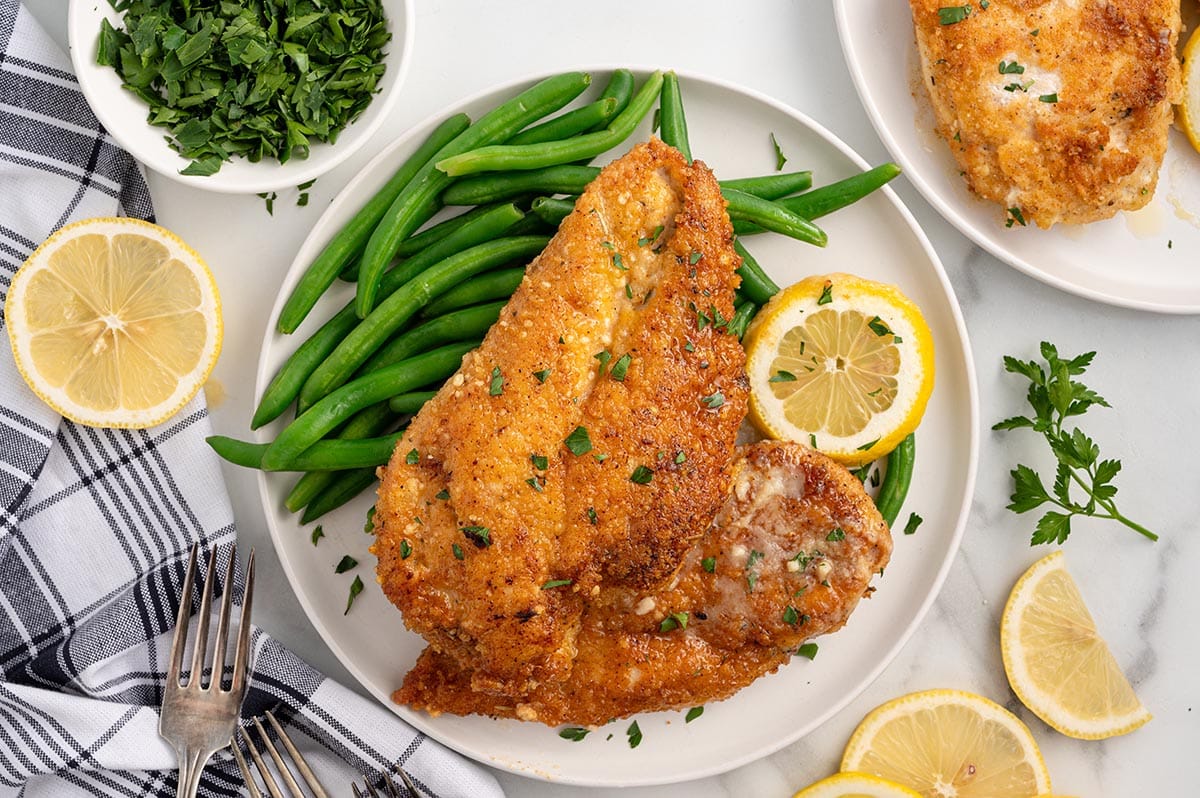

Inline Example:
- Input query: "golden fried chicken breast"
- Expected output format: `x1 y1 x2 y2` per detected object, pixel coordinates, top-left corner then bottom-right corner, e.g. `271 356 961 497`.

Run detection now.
910 0 1181 227
396 442 892 726
371 139 747 696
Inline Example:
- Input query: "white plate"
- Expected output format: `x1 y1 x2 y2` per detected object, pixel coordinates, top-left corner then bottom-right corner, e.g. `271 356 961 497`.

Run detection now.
66 0 414 194
834 0 1200 314
254 70 979 786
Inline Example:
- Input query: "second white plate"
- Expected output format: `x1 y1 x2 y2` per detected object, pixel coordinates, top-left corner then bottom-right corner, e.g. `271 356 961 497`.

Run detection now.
254 69 979 786
835 0 1200 314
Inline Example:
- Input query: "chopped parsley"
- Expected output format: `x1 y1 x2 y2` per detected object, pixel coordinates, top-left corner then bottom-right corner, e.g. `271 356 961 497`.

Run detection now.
769 370 797 383
998 60 1024 74
344 575 364 615
559 727 589 741
405 448 419 465
587 506 598 524
610 353 632 381
461 525 492 548
701 556 716 573
701 391 725 409
817 281 833 305
685 706 704 723
626 720 643 748
533 368 551 383
867 316 893 337
1038 93 1059 103
334 555 357 574
689 251 703 265
436 489 450 500
451 543 464 560
659 611 689 632
364 506 376 534
489 366 504 396
542 579 573 590
746 549 765 591
1006 207 1028 228
674 451 687 464
310 525 324 546
826 528 846 542
796 642 819 660
594 350 612 375
937 5 971 25
783 605 799 625
770 132 787 170
630 465 654 484
904 513 924 535
531 453 549 470
526 477 543 492
565 426 593 456
400 539 412 559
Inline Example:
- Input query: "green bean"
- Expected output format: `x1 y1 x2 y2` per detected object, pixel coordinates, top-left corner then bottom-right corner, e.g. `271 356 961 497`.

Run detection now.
436 71 664 177
733 163 902 235
300 467 379 524
208 433 404 472
508 98 618 146
277 113 471 334
421 270 523 318
388 391 438 415
357 73 591 317
590 69 636 128
263 342 478 470
442 165 599 206
733 239 781 306
874 433 915 527
530 196 576 226
720 171 812 201
723 188 827 247
360 301 505 374
301 236 548 408
396 203 504 258
284 402 396 512
659 71 691 163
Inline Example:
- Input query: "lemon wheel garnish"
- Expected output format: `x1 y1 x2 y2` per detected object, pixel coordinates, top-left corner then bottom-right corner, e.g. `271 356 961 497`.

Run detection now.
1179 28 1200 154
840 689 1052 798
1001 551 1151 740
793 771 923 798
744 273 934 467
5 217 222 429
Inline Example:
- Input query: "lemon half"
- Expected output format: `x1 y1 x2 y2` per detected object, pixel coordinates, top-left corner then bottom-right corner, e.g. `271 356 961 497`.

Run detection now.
1002 552 1151 740
841 689 1052 798
5 217 222 428
745 273 934 467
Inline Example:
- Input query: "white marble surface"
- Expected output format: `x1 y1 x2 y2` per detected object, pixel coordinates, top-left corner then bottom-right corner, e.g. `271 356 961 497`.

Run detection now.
27 1 1198 794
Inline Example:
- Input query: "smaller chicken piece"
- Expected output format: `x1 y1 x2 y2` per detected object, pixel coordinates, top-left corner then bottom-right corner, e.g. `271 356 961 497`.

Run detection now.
910 0 1181 227
396 442 892 726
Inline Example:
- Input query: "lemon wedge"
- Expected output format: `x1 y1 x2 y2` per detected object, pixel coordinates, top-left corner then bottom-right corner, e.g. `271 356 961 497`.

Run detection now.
840 689 1052 798
744 273 934 467
793 771 923 798
1179 28 1200 154
5 217 222 428
1002 551 1151 740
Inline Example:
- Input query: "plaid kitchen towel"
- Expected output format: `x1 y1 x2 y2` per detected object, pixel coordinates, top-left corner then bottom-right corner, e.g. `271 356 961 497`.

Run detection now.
0 3 503 796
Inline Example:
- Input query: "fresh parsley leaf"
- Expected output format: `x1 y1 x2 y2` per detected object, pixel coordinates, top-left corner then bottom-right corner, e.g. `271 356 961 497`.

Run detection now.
610 353 632 381
770 132 787 171
462 525 492 548
1006 207 1027 228
937 5 971 25
796 642 819 660
826 528 845 542
701 391 725 409
626 720 643 749
630 465 654 484
994 342 1156 544
783 605 799 625
489 366 504 396
531 453 549 470
701 556 716 573
903 513 923 535
998 60 1024 74
436 489 450 500
452 543 464 560
344 575 364 615
565 426 593 456
310 525 324 546
817 281 833 305
400 540 412 559
542 579 573 590
405 448 419 465
659 611 688 632
1039 93 1059 103
334 555 358 574
559 727 589 741
533 368 551 383
685 706 704 723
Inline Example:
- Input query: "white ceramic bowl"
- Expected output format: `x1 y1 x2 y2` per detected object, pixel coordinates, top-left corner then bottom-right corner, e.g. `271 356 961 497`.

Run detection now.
67 0 414 194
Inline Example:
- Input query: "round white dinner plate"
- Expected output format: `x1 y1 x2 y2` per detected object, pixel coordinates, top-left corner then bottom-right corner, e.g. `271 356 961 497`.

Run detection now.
835 0 1200 314
254 69 979 786
67 0 414 193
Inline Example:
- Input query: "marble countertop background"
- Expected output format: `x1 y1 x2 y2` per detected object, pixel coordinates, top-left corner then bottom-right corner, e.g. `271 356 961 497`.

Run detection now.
26 1 1197 794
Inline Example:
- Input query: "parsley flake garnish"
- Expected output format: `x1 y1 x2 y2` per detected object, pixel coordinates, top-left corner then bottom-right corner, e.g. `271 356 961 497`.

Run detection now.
335 555 358 574
587 506 598 525
770 132 787 170
701 556 716 573
462 525 492 548
565 426 593 456
526 477 543 492
675 451 686 464
998 60 1025 74
745 549 764 591
531 453 549 470
659 611 689 632
626 720 643 749
796 642 819 660
489 366 504 396
436 489 450 500
630 465 654 484
364 506 376 534
594 350 612 375
769 370 797 383
701 391 725 409
533 368 551 383
685 706 704 723
867 316 893 337
610 353 632 381
400 540 412 559
542 579 573 590
559 727 589 741
344 576 364 615
857 438 880 452
783 605 799 625
1006 207 1028 228
1039 93 1058 103
817 281 833 305
826 528 846 542
451 543 464 560
684 341 695 353
689 251 703 265
310 525 324 546
405 448 419 465
904 513 924 535
937 5 971 25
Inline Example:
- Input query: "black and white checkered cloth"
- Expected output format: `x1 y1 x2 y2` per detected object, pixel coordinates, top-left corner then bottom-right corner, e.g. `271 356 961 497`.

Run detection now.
0 2 502 795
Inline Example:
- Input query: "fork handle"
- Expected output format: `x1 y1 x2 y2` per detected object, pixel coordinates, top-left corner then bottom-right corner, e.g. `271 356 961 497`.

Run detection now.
174 746 208 798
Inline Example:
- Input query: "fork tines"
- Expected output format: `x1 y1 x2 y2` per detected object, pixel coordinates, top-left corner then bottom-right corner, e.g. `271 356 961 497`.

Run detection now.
352 769 420 798
231 710 329 798
167 543 255 691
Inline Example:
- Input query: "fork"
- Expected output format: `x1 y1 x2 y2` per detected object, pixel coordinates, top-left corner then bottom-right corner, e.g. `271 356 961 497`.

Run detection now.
352 769 422 798
230 710 329 798
159 543 255 798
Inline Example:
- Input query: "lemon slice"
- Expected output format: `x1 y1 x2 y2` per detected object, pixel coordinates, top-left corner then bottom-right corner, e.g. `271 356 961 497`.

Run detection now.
793 771 923 798
5 217 222 429
744 273 934 467
841 689 1052 798
1001 551 1151 740
1179 28 1200 154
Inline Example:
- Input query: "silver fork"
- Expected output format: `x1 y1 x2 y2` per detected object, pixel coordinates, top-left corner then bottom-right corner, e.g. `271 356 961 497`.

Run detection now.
352 769 421 798
230 710 329 798
159 543 255 798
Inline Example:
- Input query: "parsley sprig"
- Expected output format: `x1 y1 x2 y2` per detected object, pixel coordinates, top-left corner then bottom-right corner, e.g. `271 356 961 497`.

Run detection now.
993 342 1156 544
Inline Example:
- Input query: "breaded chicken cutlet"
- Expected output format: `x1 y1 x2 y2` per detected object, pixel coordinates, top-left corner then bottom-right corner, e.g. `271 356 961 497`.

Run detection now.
909 0 1181 227
397 442 892 726
371 139 748 697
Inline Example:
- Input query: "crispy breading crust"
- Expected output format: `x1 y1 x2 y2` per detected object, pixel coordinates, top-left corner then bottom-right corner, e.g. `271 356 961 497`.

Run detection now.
371 139 746 697
395 442 892 726
910 0 1181 227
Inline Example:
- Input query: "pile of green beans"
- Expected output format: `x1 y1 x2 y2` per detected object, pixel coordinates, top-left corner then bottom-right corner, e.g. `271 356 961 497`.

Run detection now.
214 68 908 527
